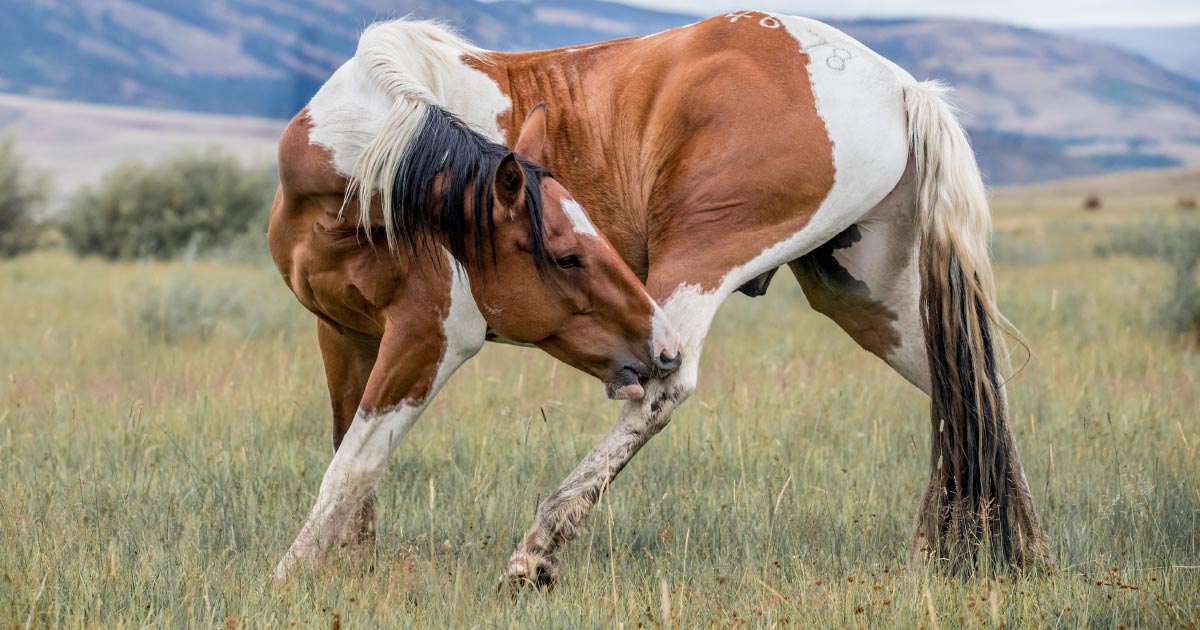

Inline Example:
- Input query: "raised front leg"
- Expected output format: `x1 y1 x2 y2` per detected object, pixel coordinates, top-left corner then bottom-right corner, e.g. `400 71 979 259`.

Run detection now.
503 282 720 588
503 366 698 588
273 275 485 582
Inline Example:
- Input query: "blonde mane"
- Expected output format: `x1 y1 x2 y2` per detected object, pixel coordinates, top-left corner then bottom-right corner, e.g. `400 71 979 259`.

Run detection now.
340 19 489 250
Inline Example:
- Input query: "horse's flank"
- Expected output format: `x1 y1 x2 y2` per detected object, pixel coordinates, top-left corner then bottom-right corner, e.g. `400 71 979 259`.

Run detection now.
469 15 913 296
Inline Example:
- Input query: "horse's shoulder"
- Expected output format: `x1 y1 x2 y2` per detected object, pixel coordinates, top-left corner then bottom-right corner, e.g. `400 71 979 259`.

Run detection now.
277 108 347 198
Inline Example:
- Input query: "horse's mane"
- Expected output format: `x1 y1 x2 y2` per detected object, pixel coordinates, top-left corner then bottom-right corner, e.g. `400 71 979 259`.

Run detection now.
342 18 549 266
398 106 551 267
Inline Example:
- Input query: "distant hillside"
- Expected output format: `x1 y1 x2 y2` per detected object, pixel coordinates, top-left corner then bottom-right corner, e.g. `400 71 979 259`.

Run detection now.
1060 26 1200 82
0 0 686 118
997 165 1200 198
3 0 1200 185
0 93 281 206
830 19 1200 141
826 18 1200 183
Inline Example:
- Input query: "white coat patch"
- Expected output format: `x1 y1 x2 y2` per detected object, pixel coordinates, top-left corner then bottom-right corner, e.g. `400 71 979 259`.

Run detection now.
306 31 512 179
704 14 910 293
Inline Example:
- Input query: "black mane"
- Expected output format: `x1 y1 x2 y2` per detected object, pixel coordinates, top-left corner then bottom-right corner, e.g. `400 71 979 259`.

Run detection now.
392 106 551 268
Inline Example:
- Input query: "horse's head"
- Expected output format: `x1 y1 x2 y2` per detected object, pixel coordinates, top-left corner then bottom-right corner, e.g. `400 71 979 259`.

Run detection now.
462 106 681 400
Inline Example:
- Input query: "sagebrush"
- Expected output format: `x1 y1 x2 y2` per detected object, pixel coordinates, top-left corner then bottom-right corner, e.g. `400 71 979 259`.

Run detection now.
120 266 309 343
62 150 275 259
1099 221 1200 336
0 138 47 258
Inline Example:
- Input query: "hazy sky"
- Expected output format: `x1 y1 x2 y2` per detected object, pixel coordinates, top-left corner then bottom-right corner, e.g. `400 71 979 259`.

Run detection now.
617 0 1200 27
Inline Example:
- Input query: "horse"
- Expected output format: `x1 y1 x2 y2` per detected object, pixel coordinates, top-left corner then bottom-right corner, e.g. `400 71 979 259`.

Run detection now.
267 56 685 578
271 11 1052 585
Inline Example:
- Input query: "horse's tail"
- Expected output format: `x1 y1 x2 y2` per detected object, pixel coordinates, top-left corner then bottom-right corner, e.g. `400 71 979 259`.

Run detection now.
902 80 1048 569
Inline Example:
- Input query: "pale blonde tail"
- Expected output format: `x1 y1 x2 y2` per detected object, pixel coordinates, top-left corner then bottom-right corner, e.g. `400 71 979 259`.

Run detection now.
904 81 1049 570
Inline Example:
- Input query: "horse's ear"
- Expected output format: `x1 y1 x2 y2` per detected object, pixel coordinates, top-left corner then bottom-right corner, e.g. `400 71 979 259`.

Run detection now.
513 103 547 162
493 152 526 212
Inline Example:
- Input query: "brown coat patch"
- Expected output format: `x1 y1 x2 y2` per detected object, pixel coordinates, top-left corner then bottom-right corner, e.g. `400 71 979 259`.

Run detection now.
470 14 835 295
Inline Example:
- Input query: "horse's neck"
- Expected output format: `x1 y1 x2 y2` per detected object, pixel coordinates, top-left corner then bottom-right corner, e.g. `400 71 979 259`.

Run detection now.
473 47 660 279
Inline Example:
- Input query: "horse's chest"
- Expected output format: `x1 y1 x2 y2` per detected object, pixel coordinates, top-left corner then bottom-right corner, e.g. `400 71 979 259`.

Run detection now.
272 203 416 336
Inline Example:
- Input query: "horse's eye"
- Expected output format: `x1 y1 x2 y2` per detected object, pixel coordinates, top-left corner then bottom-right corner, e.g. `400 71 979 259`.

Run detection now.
554 254 581 269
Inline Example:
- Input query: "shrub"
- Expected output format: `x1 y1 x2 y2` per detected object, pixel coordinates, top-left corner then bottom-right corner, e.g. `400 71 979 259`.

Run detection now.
122 272 241 343
0 139 48 258
1098 221 1200 336
63 150 275 259
120 269 307 343
203 225 273 265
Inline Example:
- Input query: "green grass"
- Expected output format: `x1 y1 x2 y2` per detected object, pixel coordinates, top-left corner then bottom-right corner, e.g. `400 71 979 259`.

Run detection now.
2 203 1198 627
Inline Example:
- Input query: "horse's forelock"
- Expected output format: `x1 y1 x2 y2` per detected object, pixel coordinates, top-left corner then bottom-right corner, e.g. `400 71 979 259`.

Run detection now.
391 107 551 270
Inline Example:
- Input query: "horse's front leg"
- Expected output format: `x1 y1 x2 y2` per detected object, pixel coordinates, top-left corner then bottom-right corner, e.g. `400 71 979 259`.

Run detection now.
502 366 698 588
503 282 718 589
273 289 484 582
317 320 382 548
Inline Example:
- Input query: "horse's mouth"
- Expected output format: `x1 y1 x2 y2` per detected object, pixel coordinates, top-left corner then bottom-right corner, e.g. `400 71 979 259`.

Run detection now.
604 366 645 401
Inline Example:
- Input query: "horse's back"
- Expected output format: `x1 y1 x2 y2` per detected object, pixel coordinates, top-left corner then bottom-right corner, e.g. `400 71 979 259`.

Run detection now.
767 13 913 245
654 12 912 185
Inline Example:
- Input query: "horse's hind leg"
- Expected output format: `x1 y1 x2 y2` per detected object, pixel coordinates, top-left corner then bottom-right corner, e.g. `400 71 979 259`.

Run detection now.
317 320 382 547
788 166 930 394
790 170 1049 568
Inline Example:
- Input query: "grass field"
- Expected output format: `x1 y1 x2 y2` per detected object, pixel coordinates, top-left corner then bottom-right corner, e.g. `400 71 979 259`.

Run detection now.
2 188 1198 627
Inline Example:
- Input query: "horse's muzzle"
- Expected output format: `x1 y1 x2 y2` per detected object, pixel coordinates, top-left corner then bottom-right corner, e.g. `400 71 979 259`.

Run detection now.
605 366 646 400
604 347 683 401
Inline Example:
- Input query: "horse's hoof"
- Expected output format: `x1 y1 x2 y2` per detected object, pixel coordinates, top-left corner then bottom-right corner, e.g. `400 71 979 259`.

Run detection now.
270 559 295 585
271 544 316 585
499 550 558 592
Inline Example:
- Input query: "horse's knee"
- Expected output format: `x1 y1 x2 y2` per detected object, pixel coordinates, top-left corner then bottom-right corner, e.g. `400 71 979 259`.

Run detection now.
638 369 696 431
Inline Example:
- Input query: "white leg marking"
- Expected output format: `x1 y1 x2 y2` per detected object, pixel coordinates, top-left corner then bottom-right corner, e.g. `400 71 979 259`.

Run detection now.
272 405 419 580
505 292 716 585
274 256 484 581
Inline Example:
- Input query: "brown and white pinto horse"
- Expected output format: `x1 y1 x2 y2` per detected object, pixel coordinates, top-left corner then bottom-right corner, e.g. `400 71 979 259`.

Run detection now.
270 12 1051 584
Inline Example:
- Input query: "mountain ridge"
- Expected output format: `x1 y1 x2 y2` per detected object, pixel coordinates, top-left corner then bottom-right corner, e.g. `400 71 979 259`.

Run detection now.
3 0 1198 185
1059 25 1200 82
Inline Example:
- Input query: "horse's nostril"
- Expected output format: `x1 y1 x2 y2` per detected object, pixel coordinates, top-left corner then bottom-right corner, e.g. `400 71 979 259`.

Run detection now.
656 351 682 372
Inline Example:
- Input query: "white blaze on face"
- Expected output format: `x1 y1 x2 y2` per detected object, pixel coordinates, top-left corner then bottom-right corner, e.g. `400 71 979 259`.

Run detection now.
560 199 600 238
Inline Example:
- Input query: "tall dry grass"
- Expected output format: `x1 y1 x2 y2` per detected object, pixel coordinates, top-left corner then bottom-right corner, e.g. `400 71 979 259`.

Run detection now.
1 192 1197 627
